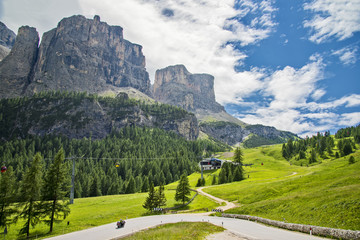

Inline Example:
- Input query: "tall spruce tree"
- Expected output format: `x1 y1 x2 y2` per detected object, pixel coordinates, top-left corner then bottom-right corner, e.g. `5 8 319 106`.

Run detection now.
232 166 243 181
175 174 191 204
143 182 156 212
41 148 71 233
233 147 244 164
155 182 166 208
0 166 17 228
17 153 43 238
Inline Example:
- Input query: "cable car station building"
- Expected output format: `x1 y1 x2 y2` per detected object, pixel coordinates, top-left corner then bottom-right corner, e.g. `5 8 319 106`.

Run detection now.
199 158 224 170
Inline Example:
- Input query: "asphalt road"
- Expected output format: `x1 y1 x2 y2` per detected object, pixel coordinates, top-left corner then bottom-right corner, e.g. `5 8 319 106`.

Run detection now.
45 214 328 240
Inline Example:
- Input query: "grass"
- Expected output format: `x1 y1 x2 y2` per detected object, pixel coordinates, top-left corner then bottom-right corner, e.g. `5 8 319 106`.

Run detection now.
120 222 225 240
202 144 360 230
1 184 219 239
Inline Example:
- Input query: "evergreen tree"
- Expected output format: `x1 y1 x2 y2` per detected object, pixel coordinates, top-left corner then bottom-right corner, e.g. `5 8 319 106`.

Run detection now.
342 141 353 156
141 177 150 192
143 182 156 211
89 176 102 197
233 147 243 164
175 174 191 204
218 167 227 184
211 175 217 185
0 166 17 228
17 153 44 238
125 176 136 194
309 149 317 164
41 149 71 232
232 166 243 181
155 182 166 208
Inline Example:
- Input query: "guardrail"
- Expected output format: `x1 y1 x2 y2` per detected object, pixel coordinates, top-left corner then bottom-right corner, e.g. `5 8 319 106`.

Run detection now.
222 213 360 240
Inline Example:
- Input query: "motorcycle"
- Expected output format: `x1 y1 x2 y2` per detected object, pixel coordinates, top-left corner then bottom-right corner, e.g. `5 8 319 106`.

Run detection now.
116 220 126 228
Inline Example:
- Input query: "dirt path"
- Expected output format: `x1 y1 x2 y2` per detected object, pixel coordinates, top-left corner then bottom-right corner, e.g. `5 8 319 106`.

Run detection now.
197 187 237 212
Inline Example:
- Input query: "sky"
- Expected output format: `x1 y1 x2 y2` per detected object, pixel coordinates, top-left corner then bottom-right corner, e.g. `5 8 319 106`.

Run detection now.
0 0 359 137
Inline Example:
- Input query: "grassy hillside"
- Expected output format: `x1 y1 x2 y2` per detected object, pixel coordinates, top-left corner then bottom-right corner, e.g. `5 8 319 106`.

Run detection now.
203 144 360 230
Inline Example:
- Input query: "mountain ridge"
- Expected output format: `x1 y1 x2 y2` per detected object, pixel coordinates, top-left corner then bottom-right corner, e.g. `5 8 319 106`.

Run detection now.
0 15 298 146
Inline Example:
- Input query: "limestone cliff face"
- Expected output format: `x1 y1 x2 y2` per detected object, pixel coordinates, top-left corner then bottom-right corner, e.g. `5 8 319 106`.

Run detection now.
26 15 151 95
153 65 224 113
0 21 16 49
0 26 39 98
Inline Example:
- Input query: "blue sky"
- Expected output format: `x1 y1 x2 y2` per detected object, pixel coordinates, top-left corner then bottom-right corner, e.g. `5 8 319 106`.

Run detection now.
1 0 359 136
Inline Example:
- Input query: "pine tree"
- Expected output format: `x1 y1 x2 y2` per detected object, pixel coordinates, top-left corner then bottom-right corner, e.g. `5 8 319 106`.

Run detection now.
155 182 166 208
211 175 217 185
232 166 243 181
89 176 102 197
175 174 191 204
141 177 150 192
233 147 243 164
125 176 136 194
143 182 156 212
309 149 317 164
218 167 227 184
41 148 71 233
17 153 43 238
0 166 17 228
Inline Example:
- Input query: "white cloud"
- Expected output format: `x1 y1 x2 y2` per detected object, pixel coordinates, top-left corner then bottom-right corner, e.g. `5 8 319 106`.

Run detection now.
76 0 277 103
304 0 360 43
0 0 81 35
332 46 358 65
234 55 360 136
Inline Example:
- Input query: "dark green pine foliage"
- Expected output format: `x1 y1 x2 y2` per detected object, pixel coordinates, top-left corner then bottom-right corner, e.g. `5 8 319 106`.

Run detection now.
233 147 244 164
41 148 70 233
89 176 102 197
125 176 136 194
175 174 191 205
232 166 243 181
0 166 17 228
143 182 156 212
309 149 317 164
218 167 228 184
141 177 150 192
155 182 166 208
17 153 43 238
211 175 217 185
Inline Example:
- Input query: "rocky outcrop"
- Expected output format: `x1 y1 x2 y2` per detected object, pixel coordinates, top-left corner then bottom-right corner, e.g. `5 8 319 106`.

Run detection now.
0 26 39 98
0 92 198 140
26 15 151 96
154 65 225 113
0 21 16 49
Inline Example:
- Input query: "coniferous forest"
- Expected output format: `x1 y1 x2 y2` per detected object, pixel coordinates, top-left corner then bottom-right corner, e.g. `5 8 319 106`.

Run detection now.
0 125 228 199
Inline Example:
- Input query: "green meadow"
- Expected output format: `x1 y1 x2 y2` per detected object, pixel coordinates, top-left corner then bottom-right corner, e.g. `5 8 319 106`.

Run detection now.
203 144 360 230
1 189 219 239
121 222 224 240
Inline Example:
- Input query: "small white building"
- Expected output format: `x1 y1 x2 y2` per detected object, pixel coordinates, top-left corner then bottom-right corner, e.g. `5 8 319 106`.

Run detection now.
199 158 224 170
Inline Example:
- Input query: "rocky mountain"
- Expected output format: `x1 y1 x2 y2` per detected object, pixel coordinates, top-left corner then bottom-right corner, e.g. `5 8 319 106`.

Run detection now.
0 26 39 98
0 92 198 140
0 21 16 48
0 21 16 61
0 15 298 146
153 64 298 146
0 15 151 99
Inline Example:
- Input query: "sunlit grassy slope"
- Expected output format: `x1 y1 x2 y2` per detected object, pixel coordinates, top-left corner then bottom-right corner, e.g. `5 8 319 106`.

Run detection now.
2 187 219 239
202 144 360 230
122 222 224 240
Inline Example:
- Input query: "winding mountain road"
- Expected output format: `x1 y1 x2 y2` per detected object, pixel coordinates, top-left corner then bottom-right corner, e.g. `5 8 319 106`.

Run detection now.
46 214 327 240
46 186 328 240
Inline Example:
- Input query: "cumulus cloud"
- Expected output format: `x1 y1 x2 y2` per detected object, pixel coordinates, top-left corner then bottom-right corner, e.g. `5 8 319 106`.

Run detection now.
304 0 360 43
233 55 360 136
0 0 81 35
332 46 358 65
